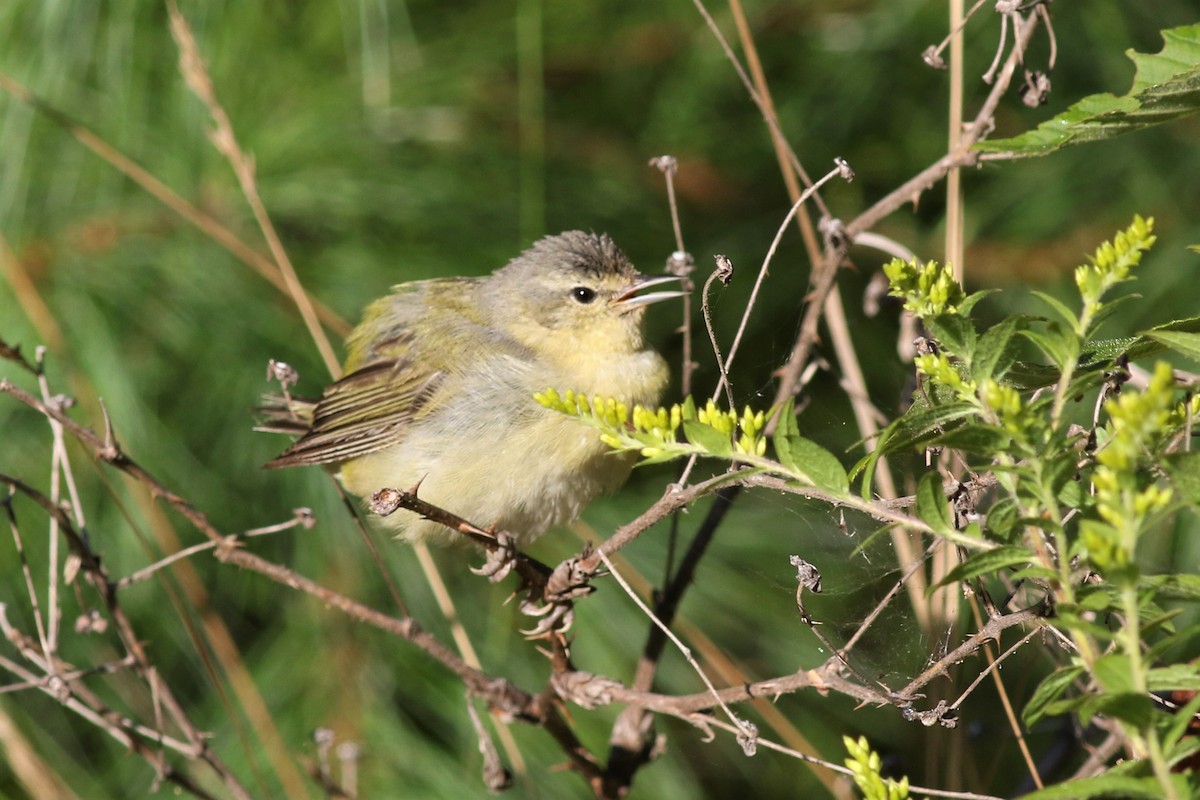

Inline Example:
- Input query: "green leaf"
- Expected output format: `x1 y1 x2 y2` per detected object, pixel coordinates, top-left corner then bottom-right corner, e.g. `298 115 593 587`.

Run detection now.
680 394 698 421
984 497 1018 542
1147 664 1200 692
1142 573 1200 600
1020 775 1172 800
1077 586 1116 612
958 289 996 317
915 473 952 534
1143 330 1200 363
1023 665 1085 728
933 545 1032 589
927 313 977 360
977 23 1200 158
934 424 1012 454
874 401 981 457
1021 324 1079 372
1030 290 1081 331
773 398 849 495
1164 691 1200 752
971 316 1021 383
1164 452 1200 504
851 400 978 494
1083 692 1155 730
1006 565 1060 583
1165 737 1200 773
682 420 733 457
1093 653 1135 693
1004 360 1064 391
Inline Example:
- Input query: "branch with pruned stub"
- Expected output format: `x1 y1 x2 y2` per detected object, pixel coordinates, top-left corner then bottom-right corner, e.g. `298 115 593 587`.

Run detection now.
9 0 1195 797
3 345 1052 800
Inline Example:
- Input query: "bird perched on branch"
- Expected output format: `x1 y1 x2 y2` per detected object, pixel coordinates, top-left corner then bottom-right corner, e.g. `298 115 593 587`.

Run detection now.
262 231 681 545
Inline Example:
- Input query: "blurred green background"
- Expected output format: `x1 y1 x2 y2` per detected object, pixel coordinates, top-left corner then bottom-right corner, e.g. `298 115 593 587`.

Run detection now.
2 1 1198 798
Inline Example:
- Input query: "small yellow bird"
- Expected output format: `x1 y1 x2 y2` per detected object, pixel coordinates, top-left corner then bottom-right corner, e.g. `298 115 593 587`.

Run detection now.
264 231 681 545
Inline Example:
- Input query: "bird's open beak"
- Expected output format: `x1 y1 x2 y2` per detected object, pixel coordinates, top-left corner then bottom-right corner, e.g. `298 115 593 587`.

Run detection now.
613 274 685 310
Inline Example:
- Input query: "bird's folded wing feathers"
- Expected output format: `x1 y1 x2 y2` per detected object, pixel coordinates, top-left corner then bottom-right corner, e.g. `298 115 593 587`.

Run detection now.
263 358 445 469
265 280 494 472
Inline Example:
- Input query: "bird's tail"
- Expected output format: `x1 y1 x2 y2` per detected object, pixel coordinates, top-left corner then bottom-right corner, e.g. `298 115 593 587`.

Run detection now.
254 394 317 436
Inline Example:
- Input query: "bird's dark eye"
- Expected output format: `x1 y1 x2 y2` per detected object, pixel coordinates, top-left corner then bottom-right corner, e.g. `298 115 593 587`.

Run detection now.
571 286 597 304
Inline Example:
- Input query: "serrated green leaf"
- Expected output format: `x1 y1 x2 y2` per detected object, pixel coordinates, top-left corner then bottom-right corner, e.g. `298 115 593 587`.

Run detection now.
977 23 1200 158
1023 665 1085 728
773 399 849 494
927 313 977 360
1123 315 1200 362
1020 775 1172 800
1144 330 1200 363
876 401 980 456
1004 360 1063 391
1147 665 1200 692
682 420 733 457
984 497 1018 542
915 473 952 534
934 424 1012 454
852 400 980 496
1142 573 1200 600
933 545 1032 589
971 316 1022 383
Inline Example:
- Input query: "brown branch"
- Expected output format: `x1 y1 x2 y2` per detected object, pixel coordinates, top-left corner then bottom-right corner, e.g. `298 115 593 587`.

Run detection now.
0 474 253 799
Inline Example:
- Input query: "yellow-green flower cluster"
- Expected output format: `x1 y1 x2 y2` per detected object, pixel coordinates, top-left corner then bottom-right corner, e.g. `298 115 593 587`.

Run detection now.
537 390 771 461
843 736 910 800
736 406 767 457
632 404 682 441
915 352 975 399
883 257 964 319
980 377 1024 434
1074 215 1155 311
696 398 736 435
535 388 639 451
694 399 767 456
1092 362 1176 552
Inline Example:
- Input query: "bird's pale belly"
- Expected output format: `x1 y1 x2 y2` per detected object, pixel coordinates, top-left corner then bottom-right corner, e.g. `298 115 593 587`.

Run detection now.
339 410 636 545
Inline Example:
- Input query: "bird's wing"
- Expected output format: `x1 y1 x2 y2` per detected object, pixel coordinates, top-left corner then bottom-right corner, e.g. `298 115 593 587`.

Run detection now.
264 278 489 469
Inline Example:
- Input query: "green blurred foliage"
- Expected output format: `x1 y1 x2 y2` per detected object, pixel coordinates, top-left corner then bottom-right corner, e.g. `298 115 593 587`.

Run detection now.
2 1 1198 798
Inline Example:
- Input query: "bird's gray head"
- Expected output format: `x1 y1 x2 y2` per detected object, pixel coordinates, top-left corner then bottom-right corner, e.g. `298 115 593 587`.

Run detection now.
483 231 678 355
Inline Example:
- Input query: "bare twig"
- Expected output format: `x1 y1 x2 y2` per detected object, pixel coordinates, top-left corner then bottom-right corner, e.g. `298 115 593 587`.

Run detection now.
702 255 736 409
649 156 698 397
